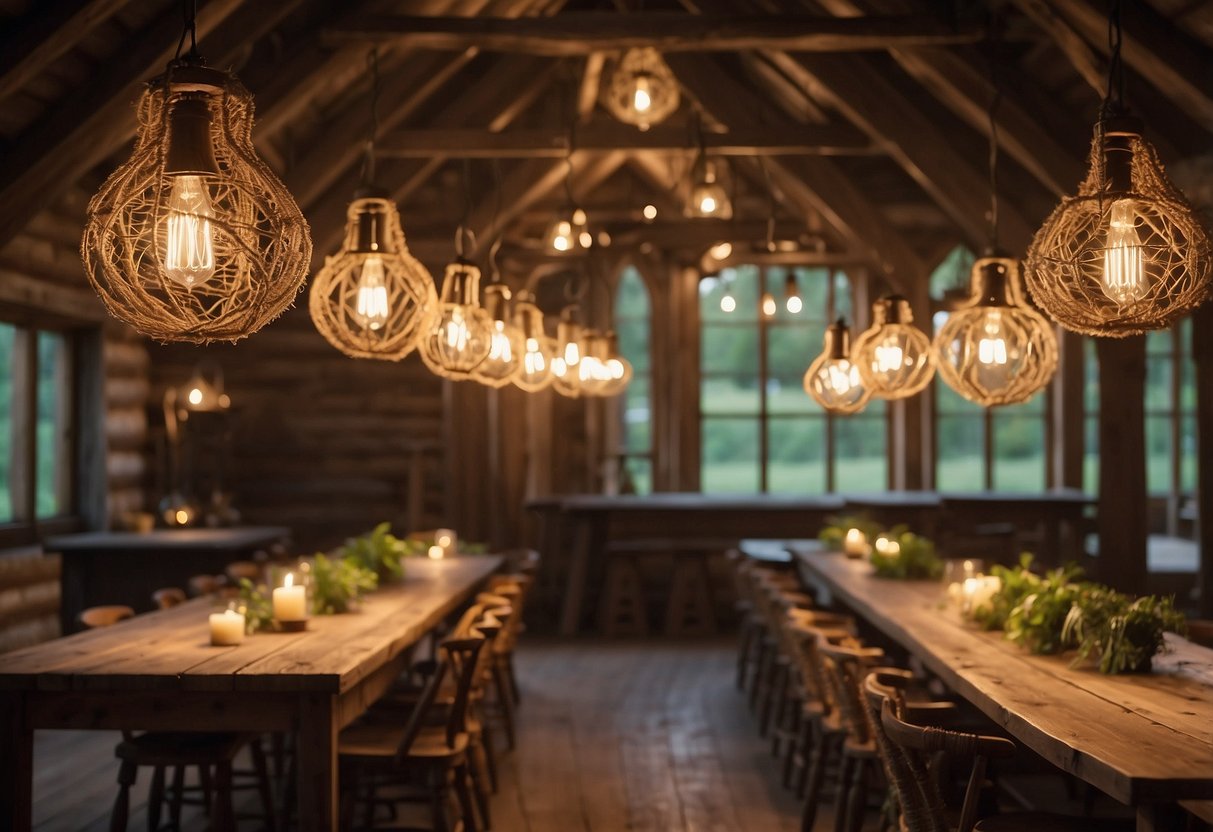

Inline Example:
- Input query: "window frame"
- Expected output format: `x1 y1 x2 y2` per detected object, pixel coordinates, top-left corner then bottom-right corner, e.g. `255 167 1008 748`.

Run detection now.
613 265 655 494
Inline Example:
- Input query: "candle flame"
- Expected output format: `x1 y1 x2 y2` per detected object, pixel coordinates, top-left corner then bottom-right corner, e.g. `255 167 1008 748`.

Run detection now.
284 572 294 588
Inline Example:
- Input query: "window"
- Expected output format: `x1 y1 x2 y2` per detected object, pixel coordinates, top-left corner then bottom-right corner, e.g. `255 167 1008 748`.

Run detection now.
931 247 1049 492
615 267 652 494
1 322 77 542
699 265 886 493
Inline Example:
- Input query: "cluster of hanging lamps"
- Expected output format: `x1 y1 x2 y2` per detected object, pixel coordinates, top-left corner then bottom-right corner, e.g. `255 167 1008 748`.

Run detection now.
1024 1 1211 337
604 47 680 131
82 3 310 343
419 254 495 381
803 319 870 414
851 295 936 400
547 207 592 253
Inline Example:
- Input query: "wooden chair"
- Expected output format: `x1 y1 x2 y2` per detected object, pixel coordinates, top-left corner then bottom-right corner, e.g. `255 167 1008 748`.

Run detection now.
151 587 187 609
339 635 486 831
79 605 135 629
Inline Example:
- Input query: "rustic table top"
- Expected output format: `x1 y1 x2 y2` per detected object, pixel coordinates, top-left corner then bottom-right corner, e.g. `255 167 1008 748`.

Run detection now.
0 555 501 695
790 545 1213 805
45 526 290 552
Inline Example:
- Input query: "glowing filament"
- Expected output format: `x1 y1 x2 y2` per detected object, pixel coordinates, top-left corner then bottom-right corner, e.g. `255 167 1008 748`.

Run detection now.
874 341 904 373
762 293 777 317
699 194 717 214
353 255 389 331
720 293 736 313
786 296 803 314
826 362 859 395
564 340 581 367
633 76 652 113
1102 199 1147 305
163 175 215 288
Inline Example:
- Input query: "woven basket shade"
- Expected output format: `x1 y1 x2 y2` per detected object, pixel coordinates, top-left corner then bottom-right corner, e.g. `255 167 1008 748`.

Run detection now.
512 294 556 393
852 296 935 400
309 195 436 361
1025 124 1212 337
803 320 871 414
82 65 311 344
934 256 1058 407
471 284 525 388
420 260 494 380
603 48 679 131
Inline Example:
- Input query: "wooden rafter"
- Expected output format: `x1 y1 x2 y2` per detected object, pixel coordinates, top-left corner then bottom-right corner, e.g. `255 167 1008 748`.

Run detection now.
322 13 984 54
1008 0 1107 96
373 123 872 158
577 52 606 122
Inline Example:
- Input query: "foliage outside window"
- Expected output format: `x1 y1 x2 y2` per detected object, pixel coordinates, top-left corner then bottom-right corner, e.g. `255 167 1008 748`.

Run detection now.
614 267 652 494
931 247 1049 492
698 265 886 494
1 321 76 542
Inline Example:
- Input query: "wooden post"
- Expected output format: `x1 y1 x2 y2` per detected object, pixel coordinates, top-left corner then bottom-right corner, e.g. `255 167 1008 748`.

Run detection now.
1192 302 1213 617
1095 336 1147 593
1053 329 1085 489
0 692 32 831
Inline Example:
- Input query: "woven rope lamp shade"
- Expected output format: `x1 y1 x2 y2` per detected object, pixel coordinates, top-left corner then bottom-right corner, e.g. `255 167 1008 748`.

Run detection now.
596 331 634 397
472 283 525 388
309 192 436 361
934 256 1058 407
513 293 556 393
420 260 494 380
852 296 935 400
82 63 311 343
803 319 871 415
1025 118 1212 337
604 48 679 131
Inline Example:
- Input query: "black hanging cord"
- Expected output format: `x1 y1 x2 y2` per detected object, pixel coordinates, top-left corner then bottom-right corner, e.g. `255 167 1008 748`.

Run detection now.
985 14 1002 253
758 157 777 252
488 160 504 283
359 48 381 189
174 0 200 61
456 158 475 259
1103 0 1126 115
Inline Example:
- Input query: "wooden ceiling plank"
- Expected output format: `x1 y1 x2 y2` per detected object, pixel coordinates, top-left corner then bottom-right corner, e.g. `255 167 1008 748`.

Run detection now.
374 123 873 157
577 52 606 122
321 13 984 54
0 0 137 105
1008 0 1106 96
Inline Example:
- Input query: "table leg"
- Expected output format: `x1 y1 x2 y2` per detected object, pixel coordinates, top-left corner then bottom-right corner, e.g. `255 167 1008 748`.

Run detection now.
1136 802 1185 831
296 694 339 832
1 692 33 831
559 515 593 636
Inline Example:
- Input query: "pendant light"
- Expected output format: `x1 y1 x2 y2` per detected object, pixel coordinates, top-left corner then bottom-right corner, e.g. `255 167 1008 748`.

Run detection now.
420 239 495 380
547 156 592 253
310 51 436 361
933 71 1058 407
472 245 525 388
82 1 310 344
513 292 556 392
803 319 870 414
576 330 611 396
180 361 230 412
784 272 802 314
604 47 679 132
551 307 586 398
1024 0 1211 337
598 331 634 397
852 295 935 399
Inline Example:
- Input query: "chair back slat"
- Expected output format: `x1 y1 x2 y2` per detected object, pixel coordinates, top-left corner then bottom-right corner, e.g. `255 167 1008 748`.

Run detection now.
441 635 486 749
391 656 451 765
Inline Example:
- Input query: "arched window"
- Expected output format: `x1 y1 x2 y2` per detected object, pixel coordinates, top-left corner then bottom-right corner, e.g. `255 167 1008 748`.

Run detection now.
614 266 652 494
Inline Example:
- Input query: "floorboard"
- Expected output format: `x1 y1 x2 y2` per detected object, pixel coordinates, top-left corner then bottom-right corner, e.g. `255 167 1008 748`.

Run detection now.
30 637 803 831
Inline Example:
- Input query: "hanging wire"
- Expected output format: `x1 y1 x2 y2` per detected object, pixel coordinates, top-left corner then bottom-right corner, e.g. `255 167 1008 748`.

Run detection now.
487 160 504 283
1104 0 1125 114
174 0 199 61
758 157 777 252
985 13 1002 252
455 158 476 259
359 48 381 188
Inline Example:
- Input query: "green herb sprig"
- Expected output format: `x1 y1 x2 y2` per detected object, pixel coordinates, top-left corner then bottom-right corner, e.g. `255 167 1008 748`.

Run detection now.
310 553 379 615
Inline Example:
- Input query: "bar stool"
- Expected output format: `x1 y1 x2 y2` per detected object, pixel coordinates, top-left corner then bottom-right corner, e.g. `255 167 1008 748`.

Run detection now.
79 605 135 628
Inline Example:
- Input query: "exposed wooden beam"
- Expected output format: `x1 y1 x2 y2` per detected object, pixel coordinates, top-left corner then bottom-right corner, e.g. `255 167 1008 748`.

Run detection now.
0 0 136 105
322 13 984 55
577 52 606 122
375 123 873 158
1047 0 1213 132
1008 0 1106 96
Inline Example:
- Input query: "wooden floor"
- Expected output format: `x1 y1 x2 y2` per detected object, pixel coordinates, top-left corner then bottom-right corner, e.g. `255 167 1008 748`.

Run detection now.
31 637 803 831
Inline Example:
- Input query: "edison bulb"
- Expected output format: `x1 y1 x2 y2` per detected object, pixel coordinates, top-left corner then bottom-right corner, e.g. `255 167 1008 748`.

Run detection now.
188 387 204 406
473 284 525 389
804 321 869 414
786 296 803 314
720 292 736 313
977 312 1008 366
633 75 652 114
163 175 216 288
551 220 573 252
353 255 389 331
762 293 777 317
699 195 717 213
1102 199 1147 305
513 294 555 392
852 295 935 399
643 204 657 220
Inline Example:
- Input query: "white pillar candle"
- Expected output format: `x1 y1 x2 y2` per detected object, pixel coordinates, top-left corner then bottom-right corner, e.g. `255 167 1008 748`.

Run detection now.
843 528 868 558
273 572 308 621
428 545 444 560
209 609 245 646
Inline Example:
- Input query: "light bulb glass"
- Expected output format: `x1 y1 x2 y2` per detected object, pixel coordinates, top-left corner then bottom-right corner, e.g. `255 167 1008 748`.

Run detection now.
786 295 803 314
352 255 389 331
853 296 935 399
709 241 733 260
188 387 204 406
633 76 652 113
643 204 658 220
1102 198 1147 305
720 293 736 313
513 297 555 392
163 175 216 288
762 293 777 317
420 261 494 378
700 195 716 213
803 323 869 414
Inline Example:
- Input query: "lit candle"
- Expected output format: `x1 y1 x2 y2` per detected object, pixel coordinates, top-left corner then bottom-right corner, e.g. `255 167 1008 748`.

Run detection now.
874 536 900 556
435 528 457 557
428 545 444 560
961 574 1001 617
273 572 308 622
843 528 868 559
209 608 245 646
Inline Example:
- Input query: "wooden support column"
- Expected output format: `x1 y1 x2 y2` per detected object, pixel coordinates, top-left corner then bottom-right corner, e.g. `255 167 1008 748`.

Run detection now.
1095 336 1147 593
1053 328 1086 489
1193 302 1213 617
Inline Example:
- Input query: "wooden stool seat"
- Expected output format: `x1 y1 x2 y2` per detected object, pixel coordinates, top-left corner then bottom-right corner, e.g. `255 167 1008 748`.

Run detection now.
599 555 648 636
78 605 134 629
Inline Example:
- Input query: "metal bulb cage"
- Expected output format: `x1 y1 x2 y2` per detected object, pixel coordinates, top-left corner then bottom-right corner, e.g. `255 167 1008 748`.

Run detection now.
472 283 526 388
551 312 586 398
687 159 733 219
82 63 311 344
603 48 680 131
512 294 557 392
803 320 870 415
852 295 936 400
309 194 436 361
420 260 495 379
1025 118 1213 337
933 256 1059 407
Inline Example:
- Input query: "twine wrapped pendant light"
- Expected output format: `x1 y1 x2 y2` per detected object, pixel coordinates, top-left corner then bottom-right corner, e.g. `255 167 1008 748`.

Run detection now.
82 6 310 344
513 293 556 392
472 282 526 388
604 48 679 131
1025 2 1211 337
550 307 586 399
420 257 494 380
803 319 870 414
310 51 436 361
852 296 935 400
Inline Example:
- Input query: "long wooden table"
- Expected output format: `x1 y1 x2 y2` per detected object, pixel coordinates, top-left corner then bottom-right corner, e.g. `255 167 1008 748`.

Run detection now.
791 546 1213 831
0 554 501 832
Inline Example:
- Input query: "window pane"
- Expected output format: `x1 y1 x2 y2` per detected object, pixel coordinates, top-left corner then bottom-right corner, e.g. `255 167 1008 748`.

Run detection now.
1181 415 1196 492
930 246 974 299
767 417 826 494
1146 415 1172 494
701 266 759 323
768 324 821 378
834 410 887 492
0 323 14 522
992 411 1045 492
615 318 650 375
701 325 759 375
615 267 650 318
1084 339 1099 415
36 331 68 519
622 457 652 496
768 375 814 415
937 415 984 491
833 270 853 322
701 377 760 415
1084 417 1099 494
702 418 760 493
1145 355 1172 411
622 381 650 454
